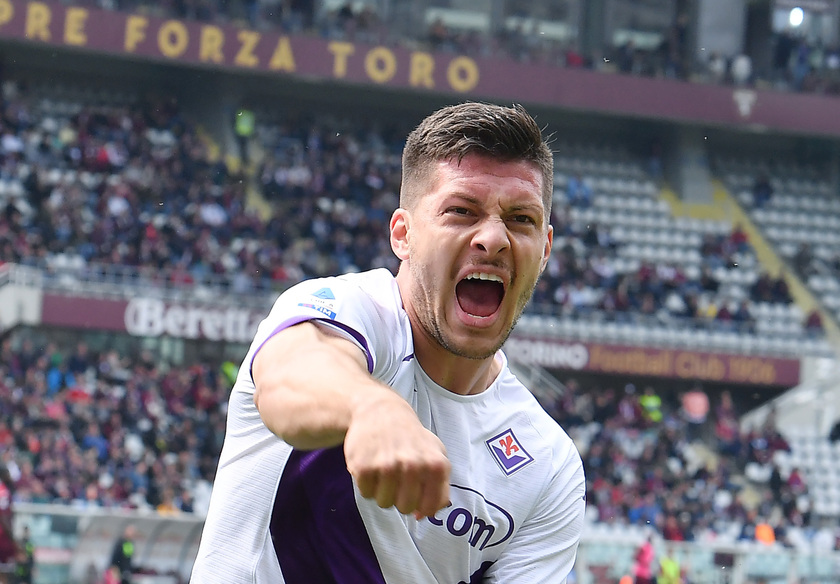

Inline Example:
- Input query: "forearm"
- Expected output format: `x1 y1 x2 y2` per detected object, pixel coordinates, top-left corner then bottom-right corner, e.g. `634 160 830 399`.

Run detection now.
253 321 409 450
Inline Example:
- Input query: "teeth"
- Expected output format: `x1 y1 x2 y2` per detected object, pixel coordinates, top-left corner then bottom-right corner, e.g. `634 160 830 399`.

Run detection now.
465 272 503 283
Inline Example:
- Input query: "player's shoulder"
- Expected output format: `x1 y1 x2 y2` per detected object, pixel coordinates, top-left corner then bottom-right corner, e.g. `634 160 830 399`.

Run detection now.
496 364 580 466
335 268 400 302
274 269 400 316
288 268 397 302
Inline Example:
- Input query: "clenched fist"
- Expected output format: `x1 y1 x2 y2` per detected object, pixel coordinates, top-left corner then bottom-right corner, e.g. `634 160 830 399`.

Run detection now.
344 395 451 519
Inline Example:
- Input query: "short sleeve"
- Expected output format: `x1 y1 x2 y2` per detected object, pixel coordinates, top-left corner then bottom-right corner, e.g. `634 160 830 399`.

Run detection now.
247 272 405 385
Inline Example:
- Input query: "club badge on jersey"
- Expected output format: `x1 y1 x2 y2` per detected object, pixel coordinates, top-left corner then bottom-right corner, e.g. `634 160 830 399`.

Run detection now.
486 429 534 476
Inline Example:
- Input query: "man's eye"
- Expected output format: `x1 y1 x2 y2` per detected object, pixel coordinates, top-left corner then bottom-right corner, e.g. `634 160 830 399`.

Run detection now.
449 207 471 215
511 215 536 225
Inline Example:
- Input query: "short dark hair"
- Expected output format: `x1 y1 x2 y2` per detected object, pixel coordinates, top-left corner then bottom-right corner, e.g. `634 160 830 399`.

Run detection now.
400 102 554 218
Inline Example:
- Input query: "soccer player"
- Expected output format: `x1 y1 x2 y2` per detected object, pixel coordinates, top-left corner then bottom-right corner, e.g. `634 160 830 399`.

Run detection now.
191 102 586 583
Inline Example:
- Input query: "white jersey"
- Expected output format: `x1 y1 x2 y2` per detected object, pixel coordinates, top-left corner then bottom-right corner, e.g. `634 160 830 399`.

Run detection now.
192 268 586 584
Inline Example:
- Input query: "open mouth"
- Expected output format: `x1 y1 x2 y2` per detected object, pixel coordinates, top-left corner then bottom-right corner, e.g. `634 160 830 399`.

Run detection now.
455 273 505 318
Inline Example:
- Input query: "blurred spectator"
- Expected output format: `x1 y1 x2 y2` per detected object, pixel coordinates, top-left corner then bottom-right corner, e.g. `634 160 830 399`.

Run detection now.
156 486 181 516
234 104 256 167
617 40 637 74
787 466 807 497
566 173 593 208
680 385 709 442
657 546 682 584
793 243 815 278
752 173 773 208
750 272 791 304
14 524 33 584
109 524 136 584
773 32 797 85
639 386 663 426
731 300 755 334
731 54 753 86
715 301 734 330
804 309 824 337
715 391 740 457
829 419 840 443
662 514 686 542
728 223 749 254
428 17 449 51
101 566 121 584
632 535 655 584
706 52 727 84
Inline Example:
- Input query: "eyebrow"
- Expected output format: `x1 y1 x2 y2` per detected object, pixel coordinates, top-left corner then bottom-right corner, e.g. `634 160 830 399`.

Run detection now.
445 194 544 214
507 203 544 214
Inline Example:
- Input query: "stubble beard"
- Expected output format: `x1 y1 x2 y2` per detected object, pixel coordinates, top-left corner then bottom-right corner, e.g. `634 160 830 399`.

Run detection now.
408 260 538 360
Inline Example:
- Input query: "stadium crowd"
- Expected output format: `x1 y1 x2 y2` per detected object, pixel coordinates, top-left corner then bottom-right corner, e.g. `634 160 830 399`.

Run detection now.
64 0 840 96
549 380 838 550
0 77 811 336
1 331 837 553
0 336 223 515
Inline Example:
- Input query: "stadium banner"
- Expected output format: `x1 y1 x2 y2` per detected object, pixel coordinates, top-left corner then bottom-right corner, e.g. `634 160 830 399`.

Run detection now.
504 337 801 386
1 0 840 135
41 293 266 343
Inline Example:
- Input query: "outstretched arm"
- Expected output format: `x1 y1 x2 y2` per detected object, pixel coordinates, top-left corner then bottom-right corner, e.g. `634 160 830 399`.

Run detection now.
252 321 451 518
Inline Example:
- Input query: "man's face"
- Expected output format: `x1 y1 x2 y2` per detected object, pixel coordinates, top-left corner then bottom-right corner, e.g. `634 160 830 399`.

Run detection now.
391 154 553 360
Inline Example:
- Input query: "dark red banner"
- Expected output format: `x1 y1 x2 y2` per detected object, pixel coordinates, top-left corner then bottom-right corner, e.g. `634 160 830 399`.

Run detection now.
0 0 839 136
41 293 800 385
504 337 801 387
41 294 267 343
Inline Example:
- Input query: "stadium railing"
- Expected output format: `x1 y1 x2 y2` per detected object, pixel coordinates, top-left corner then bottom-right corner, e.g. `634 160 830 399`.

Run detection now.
13 503 840 584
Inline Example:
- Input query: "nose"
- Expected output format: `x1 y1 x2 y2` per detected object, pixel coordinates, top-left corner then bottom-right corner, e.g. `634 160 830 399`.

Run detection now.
472 217 510 256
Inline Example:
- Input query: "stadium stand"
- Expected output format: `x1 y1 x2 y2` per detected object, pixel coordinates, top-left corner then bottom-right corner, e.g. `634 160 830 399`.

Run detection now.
65 0 840 96
0 0 839 582
2 75 831 360
722 156 840 329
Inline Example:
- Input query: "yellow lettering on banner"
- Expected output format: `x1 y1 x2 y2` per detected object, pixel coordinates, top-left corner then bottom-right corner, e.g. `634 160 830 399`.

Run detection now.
234 30 260 67
410 52 435 88
64 7 88 46
675 353 725 381
199 25 224 63
124 15 148 52
447 56 479 92
729 357 778 385
0 0 14 27
25 2 51 41
268 36 295 71
158 20 188 58
364 47 396 83
328 41 354 78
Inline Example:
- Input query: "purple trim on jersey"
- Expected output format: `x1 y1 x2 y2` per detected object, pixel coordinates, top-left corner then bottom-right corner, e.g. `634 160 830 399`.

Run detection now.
318 320 374 373
248 316 374 385
270 447 386 584
402 354 414 362
248 315 314 384
460 560 494 584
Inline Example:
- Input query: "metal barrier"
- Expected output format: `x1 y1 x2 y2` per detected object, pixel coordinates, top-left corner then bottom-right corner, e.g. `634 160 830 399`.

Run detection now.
14 503 202 584
13 504 840 584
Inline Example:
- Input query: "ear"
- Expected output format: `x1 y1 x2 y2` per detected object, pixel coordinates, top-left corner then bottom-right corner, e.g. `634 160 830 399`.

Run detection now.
539 224 553 275
390 207 411 261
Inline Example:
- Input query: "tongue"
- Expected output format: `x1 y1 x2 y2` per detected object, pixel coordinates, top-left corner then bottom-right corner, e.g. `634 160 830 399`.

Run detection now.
456 280 503 317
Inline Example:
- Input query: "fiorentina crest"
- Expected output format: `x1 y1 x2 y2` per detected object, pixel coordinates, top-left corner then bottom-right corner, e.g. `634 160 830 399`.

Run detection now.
486 429 534 476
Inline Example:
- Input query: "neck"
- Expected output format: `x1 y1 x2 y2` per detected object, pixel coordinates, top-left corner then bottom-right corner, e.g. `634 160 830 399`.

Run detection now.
413 335 502 395
395 268 502 395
